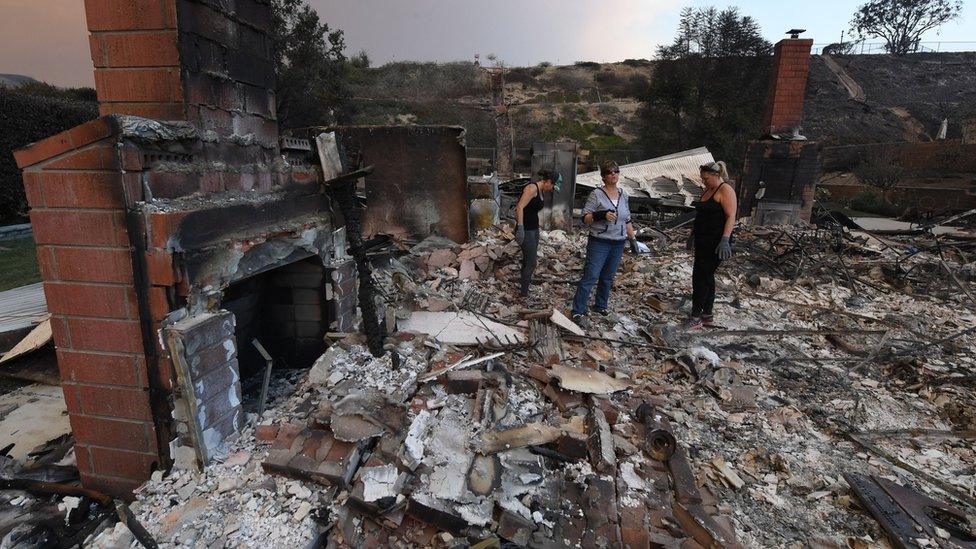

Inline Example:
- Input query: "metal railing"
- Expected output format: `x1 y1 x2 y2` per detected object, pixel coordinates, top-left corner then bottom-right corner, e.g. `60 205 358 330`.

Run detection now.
813 41 976 55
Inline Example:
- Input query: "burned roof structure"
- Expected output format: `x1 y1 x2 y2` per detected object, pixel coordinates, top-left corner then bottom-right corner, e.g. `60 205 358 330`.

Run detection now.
576 147 714 208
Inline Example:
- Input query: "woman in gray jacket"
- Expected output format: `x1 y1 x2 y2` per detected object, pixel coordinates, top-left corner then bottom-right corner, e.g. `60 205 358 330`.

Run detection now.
570 160 642 322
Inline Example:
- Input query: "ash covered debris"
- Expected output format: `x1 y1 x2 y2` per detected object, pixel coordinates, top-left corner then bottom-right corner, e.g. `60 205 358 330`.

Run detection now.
79 218 976 548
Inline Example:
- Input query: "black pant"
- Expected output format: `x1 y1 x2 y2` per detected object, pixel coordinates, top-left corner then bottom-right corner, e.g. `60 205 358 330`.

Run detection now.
520 229 540 296
692 243 721 317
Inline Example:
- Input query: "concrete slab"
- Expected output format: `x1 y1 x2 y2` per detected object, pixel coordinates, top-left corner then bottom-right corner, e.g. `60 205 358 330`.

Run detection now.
0 383 70 463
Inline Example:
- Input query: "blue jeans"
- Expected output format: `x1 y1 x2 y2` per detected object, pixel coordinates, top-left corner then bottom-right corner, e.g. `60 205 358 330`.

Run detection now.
572 237 625 315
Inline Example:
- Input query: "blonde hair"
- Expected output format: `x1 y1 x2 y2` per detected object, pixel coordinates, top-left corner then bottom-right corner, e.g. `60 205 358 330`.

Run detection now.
701 161 729 182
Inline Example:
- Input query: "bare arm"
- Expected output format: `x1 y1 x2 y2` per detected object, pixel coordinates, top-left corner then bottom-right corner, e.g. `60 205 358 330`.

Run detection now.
719 185 737 237
515 185 537 226
626 222 635 239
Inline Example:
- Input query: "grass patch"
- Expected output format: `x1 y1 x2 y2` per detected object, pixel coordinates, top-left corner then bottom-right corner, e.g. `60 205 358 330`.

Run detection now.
0 237 41 291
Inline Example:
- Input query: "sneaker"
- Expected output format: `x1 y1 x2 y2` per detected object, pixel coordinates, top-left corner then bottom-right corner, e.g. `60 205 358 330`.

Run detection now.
571 313 586 325
593 308 610 317
682 316 703 331
701 315 716 328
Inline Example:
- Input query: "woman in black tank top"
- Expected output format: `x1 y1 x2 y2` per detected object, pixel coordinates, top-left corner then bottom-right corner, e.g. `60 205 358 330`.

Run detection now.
685 161 737 330
515 170 560 298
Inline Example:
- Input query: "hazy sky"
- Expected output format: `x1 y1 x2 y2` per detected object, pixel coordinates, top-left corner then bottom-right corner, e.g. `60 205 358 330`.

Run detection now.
1 0 973 88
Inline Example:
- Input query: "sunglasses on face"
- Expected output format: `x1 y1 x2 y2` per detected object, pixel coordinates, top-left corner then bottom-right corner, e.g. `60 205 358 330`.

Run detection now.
606 170 620 175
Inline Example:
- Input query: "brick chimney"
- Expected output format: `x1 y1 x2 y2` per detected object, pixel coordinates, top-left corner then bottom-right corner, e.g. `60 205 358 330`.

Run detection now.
85 0 277 146
11 0 317 498
762 38 814 136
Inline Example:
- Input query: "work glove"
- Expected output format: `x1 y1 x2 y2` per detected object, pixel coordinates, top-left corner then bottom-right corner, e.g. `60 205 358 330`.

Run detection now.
629 238 650 255
716 236 732 260
592 210 615 222
516 225 525 245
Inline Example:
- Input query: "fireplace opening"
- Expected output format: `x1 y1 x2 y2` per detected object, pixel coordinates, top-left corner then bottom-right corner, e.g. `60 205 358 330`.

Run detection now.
221 256 331 378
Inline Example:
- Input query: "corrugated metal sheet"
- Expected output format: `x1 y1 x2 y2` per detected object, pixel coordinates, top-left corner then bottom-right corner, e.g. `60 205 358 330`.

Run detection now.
0 283 47 334
577 147 714 206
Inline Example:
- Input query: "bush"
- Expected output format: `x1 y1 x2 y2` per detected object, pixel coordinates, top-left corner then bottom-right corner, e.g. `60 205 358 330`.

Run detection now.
574 61 601 69
0 86 98 224
846 190 903 217
549 71 590 93
505 67 539 87
355 61 483 100
622 58 652 67
594 71 648 99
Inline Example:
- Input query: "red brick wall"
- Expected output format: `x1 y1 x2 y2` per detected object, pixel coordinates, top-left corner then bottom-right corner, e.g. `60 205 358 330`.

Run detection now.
175 0 278 146
84 0 278 146
85 0 185 121
15 120 164 497
762 39 814 135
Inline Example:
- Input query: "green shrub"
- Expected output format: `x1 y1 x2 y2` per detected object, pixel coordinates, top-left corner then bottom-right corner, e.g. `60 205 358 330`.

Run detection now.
0 86 97 224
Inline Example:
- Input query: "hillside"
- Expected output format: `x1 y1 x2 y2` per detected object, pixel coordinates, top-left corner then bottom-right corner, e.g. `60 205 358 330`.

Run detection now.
348 52 976 163
804 52 976 146
0 74 39 88
348 61 651 153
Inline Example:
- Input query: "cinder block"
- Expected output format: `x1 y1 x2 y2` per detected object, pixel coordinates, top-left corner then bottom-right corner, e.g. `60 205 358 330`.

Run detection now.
69 414 153 453
67 317 144 353
57 349 143 387
50 246 134 283
293 304 321 322
90 31 179 68
94 67 184 103
84 0 178 31
44 282 136 319
167 311 235 355
294 321 322 339
44 144 120 171
30 210 128 247
76 384 153 421
87 445 158 480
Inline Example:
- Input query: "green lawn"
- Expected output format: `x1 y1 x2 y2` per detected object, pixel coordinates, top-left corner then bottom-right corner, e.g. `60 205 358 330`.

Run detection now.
0 237 41 292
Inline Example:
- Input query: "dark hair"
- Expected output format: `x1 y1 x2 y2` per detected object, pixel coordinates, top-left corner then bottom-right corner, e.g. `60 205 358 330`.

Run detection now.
599 160 619 176
536 169 556 183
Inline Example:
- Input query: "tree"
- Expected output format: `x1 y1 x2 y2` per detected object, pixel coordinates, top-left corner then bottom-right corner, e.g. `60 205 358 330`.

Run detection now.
850 0 963 55
270 0 352 129
640 7 772 169
854 146 908 204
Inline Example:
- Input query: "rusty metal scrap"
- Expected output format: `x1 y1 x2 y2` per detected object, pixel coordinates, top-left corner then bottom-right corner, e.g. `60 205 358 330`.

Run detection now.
635 402 677 461
845 473 976 549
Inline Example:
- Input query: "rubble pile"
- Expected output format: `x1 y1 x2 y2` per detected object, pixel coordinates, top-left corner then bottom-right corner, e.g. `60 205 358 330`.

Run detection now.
97 222 975 548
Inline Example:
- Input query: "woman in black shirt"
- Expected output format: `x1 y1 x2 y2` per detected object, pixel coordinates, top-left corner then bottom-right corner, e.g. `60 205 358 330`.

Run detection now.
515 170 560 298
686 161 737 330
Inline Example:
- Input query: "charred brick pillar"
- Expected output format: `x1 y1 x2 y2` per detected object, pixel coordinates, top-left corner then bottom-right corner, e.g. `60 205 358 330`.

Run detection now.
740 36 822 224
85 0 278 146
13 118 163 497
762 38 814 136
10 0 286 498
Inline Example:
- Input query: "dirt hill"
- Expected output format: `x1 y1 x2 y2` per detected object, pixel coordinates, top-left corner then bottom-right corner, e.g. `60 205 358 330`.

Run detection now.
348 60 651 152
804 52 976 146
348 52 976 160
